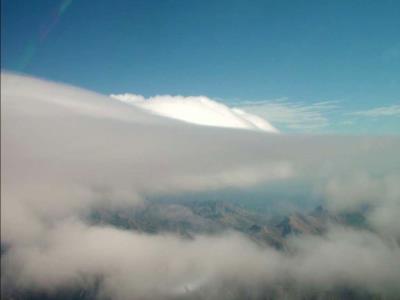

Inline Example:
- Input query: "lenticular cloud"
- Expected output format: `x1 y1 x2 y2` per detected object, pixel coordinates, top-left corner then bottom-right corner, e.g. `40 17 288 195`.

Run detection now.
110 93 279 133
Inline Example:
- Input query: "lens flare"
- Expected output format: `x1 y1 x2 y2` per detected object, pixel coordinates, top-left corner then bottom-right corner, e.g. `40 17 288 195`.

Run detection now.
16 0 73 71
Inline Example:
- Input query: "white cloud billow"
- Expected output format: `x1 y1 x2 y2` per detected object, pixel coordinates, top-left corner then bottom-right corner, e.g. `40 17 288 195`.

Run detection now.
110 93 279 133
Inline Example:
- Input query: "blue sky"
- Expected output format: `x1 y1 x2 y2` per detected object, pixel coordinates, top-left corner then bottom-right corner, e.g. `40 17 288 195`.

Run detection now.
2 0 399 134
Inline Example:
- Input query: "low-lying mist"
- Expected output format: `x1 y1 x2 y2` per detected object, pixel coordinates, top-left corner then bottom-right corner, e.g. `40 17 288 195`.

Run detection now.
1 73 399 299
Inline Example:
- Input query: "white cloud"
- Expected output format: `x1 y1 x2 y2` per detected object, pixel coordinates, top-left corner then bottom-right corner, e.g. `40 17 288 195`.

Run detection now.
238 99 338 131
317 172 400 238
2 73 400 299
349 105 400 117
4 220 400 298
110 93 279 133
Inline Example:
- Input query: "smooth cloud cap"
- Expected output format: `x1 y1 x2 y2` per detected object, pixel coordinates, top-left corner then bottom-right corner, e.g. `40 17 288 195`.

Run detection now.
110 93 279 133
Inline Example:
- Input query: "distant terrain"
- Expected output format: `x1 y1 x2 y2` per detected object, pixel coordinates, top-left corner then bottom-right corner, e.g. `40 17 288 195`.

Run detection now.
3 200 382 300
90 199 368 251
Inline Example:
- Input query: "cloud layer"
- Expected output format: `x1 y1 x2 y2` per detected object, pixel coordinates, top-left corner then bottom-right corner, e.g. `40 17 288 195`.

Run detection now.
2 73 400 299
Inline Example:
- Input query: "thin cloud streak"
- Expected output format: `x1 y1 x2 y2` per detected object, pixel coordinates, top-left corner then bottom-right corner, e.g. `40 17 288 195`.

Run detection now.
237 99 339 132
349 105 400 117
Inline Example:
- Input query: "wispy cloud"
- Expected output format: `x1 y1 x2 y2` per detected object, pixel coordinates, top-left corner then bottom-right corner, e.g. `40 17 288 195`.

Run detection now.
381 43 400 61
237 99 338 132
349 105 400 117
